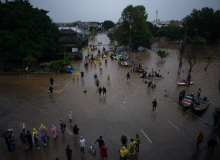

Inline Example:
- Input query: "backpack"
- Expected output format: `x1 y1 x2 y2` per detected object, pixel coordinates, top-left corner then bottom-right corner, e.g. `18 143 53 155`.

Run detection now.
136 137 141 144
63 123 66 129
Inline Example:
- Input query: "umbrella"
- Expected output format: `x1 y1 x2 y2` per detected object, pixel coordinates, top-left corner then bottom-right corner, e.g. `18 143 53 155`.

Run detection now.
2 131 14 138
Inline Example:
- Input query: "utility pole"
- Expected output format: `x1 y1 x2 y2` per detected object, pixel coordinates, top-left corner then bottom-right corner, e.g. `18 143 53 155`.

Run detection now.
178 26 187 74
129 36 131 66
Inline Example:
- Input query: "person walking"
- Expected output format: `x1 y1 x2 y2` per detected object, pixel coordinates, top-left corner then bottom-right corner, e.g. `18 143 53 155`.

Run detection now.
32 128 38 136
72 72 75 79
10 136 16 151
120 146 129 158
148 81 152 89
59 119 66 134
152 99 157 111
208 137 217 155
99 86 103 96
96 79 100 88
134 134 141 152
49 86 53 93
101 143 108 159
195 131 204 149
39 124 50 140
95 136 104 153
40 129 47 145
20 132 28 149
50 125 58 140
68 108 72 123
66 145 72 160
26 130 33 148
197 88 201 99
73 125 79 140
50 78 54 85
5 135 12 152
103 87 107 96
33 134 40 150
20 123 26 134
79 136 86 155
80 71 84 78
76 72 79 79
129 139 136 159
126 72 130 80
120 135 128 148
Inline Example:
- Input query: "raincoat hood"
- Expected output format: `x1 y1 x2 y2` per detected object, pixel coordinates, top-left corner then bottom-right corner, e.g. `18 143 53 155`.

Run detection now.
51 125 55 128
41 124 44 128
33 128 38 135
122 146 126 150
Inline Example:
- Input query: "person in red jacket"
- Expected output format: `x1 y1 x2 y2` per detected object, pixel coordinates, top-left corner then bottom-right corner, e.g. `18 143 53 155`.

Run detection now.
101 143 108 159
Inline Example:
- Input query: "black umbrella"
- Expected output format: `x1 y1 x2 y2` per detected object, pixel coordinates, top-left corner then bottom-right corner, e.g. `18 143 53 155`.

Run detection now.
2 131 14 138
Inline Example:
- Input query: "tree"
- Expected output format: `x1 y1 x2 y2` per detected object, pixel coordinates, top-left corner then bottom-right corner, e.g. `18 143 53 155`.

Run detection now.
155 24 183 40
115 5 152 50
89 26 97 36
0 1 63 60
182 7 220 42
184 36 206 71
147 21 159 37
103 20 115 30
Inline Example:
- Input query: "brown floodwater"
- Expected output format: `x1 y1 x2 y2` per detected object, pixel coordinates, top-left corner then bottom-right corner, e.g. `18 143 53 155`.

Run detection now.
0 33 219 160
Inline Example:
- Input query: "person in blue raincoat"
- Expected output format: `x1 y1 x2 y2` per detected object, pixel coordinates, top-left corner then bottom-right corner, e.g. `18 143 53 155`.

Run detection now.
40 129 47 145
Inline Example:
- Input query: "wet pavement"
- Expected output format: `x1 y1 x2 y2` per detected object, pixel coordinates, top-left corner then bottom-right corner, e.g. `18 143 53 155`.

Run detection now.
0 33 220 160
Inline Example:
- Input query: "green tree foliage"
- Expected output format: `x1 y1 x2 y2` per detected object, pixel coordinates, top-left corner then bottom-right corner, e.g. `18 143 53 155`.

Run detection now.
23 56 36 70
155 24 183 40
107 32 114 40
103 20 115 30
89 26 97 36
184 36 206 71
115 5 152 49
157 49 168 59
0 1 63 60
182 7 220 42
49 59 72 72
147 21 159 37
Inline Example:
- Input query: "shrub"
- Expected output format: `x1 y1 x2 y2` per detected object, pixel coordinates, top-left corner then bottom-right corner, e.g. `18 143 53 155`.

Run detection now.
49 59 72 72
157 49 168 58
23 56 36 68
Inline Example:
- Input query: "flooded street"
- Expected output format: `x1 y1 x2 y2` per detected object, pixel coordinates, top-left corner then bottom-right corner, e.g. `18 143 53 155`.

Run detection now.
0 33 219 160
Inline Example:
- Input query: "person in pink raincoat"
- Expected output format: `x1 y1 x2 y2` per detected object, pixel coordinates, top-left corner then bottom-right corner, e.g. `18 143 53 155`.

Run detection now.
50 125 58 140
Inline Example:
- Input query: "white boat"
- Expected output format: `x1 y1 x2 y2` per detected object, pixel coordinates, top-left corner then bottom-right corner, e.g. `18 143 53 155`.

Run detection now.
178 80 194 86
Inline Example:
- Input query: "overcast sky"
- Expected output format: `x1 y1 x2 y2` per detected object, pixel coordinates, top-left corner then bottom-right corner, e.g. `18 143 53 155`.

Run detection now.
3 0 220 23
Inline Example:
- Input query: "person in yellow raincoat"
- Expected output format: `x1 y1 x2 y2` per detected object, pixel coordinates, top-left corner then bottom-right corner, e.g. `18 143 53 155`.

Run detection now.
129 139 136 158
120 146 128 158
107 74 110 80
76 72 79 79
33 128 38 135
99 60 102 66
72 72 75 79
94 60 97 66
39 124 50 139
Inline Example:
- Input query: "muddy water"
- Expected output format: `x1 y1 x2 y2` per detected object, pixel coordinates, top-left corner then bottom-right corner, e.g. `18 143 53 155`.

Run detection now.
80 33 220 125
0 33 219 160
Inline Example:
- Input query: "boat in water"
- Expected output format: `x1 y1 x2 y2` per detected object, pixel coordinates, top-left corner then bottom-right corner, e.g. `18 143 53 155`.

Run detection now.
193 97 210 111
178 80 194 86
182 93 196 109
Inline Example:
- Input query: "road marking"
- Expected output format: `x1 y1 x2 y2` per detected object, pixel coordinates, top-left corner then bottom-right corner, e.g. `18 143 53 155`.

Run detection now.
140 129 152 143
65 128 72 135
121 105 126 110
105 117 111 122
167 119 180 131
36 108 47 114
